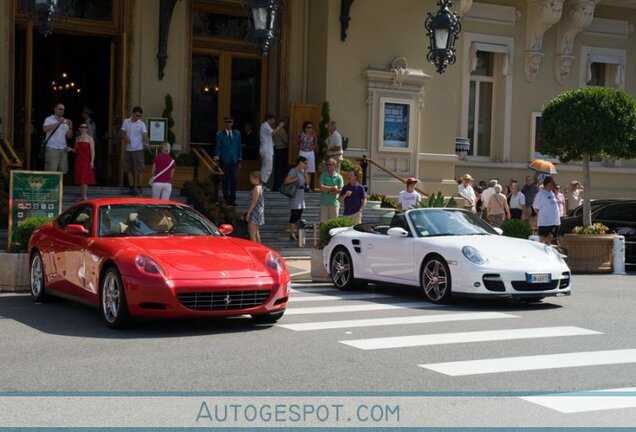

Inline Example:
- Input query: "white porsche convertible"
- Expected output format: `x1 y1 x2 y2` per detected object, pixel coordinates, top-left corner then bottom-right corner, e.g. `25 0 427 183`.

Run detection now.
322 208 571 303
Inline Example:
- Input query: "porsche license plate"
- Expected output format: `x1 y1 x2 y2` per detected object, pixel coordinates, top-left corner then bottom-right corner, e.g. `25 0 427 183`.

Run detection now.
526 273 551 284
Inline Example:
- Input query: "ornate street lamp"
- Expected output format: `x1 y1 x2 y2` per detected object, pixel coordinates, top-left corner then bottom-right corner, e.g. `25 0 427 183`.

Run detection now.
243 0 281 54
24 0 65 37
425 0 462 74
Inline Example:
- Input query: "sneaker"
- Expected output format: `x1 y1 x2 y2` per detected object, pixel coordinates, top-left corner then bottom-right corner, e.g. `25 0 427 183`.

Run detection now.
136 187 143 195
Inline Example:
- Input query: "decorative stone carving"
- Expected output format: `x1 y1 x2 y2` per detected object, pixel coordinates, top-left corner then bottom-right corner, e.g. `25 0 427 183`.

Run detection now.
556 55 575 84
526 51 544 82
390 57 409 89
525 0 565 81
555 0 600 84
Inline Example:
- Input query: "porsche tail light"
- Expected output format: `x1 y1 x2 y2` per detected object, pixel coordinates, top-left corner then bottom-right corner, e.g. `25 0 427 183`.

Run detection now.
135 255 166 278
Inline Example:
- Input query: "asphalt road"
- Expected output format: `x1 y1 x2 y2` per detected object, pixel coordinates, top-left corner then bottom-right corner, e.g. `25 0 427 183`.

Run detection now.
1 274 635 429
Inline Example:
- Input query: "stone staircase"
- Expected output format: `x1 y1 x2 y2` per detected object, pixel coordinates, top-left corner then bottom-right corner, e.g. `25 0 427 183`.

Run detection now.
2 186 396 258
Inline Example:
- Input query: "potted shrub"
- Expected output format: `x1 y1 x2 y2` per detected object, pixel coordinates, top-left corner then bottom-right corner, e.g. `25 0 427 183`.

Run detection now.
500 219 533 239
311 216 355 282
366 193 384 209
560 223 615 273
1 216 52 292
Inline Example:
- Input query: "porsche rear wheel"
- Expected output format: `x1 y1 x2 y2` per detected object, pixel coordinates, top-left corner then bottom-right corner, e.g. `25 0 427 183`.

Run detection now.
100 266 132 329
330 248 364 290
251 310 285 323
421 255 452 303
30 252 48 302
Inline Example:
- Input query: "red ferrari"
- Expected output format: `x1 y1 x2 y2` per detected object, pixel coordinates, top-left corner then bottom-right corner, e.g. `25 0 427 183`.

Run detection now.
27 198 290 328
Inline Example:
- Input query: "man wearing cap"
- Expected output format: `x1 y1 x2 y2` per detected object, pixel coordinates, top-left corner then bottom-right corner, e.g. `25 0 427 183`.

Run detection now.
214 116 242 205
399 177 421 209
457 174 476 212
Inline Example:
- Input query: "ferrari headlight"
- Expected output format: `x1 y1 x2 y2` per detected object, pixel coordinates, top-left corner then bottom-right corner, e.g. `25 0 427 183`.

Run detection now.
135 255 166 278
265 251 284 274
462 246 488 265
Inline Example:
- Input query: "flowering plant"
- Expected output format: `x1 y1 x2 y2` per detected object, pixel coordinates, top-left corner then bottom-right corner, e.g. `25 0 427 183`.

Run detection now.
572 223 610 235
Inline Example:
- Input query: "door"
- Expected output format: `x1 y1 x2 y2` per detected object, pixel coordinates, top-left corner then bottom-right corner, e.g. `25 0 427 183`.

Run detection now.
190 50 266 190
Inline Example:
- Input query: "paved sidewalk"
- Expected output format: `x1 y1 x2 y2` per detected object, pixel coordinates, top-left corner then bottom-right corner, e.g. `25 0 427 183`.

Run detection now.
284 257 312 282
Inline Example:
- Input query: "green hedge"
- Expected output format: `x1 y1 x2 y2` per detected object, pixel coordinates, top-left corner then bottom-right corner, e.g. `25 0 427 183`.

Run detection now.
318 216 355 249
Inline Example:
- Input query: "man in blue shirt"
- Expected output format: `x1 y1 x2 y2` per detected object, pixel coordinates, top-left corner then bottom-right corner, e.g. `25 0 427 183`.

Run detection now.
214 117 242 205
339 170 367 224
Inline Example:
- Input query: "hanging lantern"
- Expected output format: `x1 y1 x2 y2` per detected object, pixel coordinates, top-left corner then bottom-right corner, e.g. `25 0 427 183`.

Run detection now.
425 0 462 74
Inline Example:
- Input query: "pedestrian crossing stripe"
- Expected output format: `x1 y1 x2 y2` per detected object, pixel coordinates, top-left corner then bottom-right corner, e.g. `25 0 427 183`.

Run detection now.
520 387 636 413
290 293 393 303
341 326 601 350
279 312 519 331
420 348 636 376
284 301 443 315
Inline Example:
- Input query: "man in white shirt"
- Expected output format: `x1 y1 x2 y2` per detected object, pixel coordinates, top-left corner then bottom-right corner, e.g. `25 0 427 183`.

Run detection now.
566 180 584 212
533 176 561 245
457 173 476 211
327 121 344 172
259 113 283 191
121 106 149 195
42 103 73 173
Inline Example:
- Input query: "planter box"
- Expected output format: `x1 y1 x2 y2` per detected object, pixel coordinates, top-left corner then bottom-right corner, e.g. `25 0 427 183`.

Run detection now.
310 248 331 283
561 234 615 273
366 200 381 209
0 251 29 292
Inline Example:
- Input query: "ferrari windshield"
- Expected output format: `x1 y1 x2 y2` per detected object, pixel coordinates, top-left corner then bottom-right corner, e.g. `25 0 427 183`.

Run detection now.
407 209 497 237
98 204 220 237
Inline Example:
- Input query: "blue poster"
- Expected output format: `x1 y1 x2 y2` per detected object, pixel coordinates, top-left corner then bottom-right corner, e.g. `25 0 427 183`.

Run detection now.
383 103 409 148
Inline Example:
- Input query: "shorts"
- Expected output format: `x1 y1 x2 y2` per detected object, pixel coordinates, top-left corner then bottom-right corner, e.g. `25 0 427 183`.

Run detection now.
124 150 145 174
289 209 303 223
538 225 559 238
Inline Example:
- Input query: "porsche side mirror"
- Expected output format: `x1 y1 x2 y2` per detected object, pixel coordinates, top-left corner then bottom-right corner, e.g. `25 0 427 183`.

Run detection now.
387 227 409 237
65 224 89 236
219 224 234 235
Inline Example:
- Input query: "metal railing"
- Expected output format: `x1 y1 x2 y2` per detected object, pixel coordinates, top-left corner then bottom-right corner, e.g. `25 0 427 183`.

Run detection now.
360 155 428 197
0 138 23 170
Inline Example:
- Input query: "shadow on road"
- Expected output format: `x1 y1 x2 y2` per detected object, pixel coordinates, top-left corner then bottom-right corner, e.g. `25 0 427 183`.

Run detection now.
0 293 276 339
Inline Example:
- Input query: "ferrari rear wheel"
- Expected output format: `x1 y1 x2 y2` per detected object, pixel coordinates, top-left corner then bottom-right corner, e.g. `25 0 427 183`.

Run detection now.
330 248 365 290
30 252 48 302
100 266 132 329
251 310 285 323
421 255 452 304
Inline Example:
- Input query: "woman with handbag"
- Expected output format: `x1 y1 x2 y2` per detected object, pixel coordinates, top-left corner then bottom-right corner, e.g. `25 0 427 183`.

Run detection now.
283 156 309 240
150 142 176 200
486 184 511 227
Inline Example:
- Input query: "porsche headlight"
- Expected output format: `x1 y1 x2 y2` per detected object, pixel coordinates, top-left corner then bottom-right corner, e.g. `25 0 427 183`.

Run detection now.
135 255 166 278
265 251 284 274
462 246 488 265
544 245 565 263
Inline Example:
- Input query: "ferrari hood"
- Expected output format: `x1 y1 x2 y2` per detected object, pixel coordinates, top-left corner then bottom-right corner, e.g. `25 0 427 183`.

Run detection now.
115 236 272 279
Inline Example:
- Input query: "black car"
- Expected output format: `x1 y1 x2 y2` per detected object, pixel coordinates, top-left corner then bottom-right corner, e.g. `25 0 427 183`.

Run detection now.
559 200 636 265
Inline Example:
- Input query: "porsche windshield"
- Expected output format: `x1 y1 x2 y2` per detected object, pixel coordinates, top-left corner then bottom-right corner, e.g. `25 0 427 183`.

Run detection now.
407 209 497 237
98 204 220 237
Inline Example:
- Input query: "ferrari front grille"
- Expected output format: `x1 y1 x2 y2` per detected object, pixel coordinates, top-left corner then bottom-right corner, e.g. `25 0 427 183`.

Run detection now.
177 289 271 311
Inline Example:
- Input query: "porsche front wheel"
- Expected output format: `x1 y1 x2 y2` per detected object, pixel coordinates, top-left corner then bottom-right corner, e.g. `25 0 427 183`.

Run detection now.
100 266 132 329
330 248 365 290
421 255 452 303
30 252 48 302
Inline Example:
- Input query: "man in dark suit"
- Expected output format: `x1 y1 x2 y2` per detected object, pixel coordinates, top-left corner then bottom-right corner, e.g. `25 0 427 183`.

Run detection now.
214 117 242 205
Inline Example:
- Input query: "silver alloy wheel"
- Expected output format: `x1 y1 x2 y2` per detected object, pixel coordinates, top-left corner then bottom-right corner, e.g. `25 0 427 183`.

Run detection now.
422 258 449 302
331 250 351 288
102 270 121 324
30 254 44 298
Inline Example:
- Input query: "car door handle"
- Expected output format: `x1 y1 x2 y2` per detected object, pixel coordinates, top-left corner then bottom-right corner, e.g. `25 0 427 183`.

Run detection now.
366 244 374 249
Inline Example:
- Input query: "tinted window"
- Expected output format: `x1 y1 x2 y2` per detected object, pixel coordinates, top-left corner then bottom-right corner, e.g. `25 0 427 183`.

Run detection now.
597 203 636 223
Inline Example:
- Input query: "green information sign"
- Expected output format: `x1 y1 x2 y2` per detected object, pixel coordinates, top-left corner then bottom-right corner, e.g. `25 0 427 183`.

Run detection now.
8 170 63 250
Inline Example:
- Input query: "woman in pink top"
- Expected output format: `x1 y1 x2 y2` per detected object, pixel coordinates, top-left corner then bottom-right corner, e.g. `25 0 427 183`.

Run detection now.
150 142 176 200
554 184 566 218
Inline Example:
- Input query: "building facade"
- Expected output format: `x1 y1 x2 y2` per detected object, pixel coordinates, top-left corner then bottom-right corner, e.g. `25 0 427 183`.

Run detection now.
1 0 636 196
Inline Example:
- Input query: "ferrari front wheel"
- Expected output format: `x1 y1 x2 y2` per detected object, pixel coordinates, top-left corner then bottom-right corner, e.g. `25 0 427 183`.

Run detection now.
30 252 48 302
100 266 132 329
421 255 452 303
